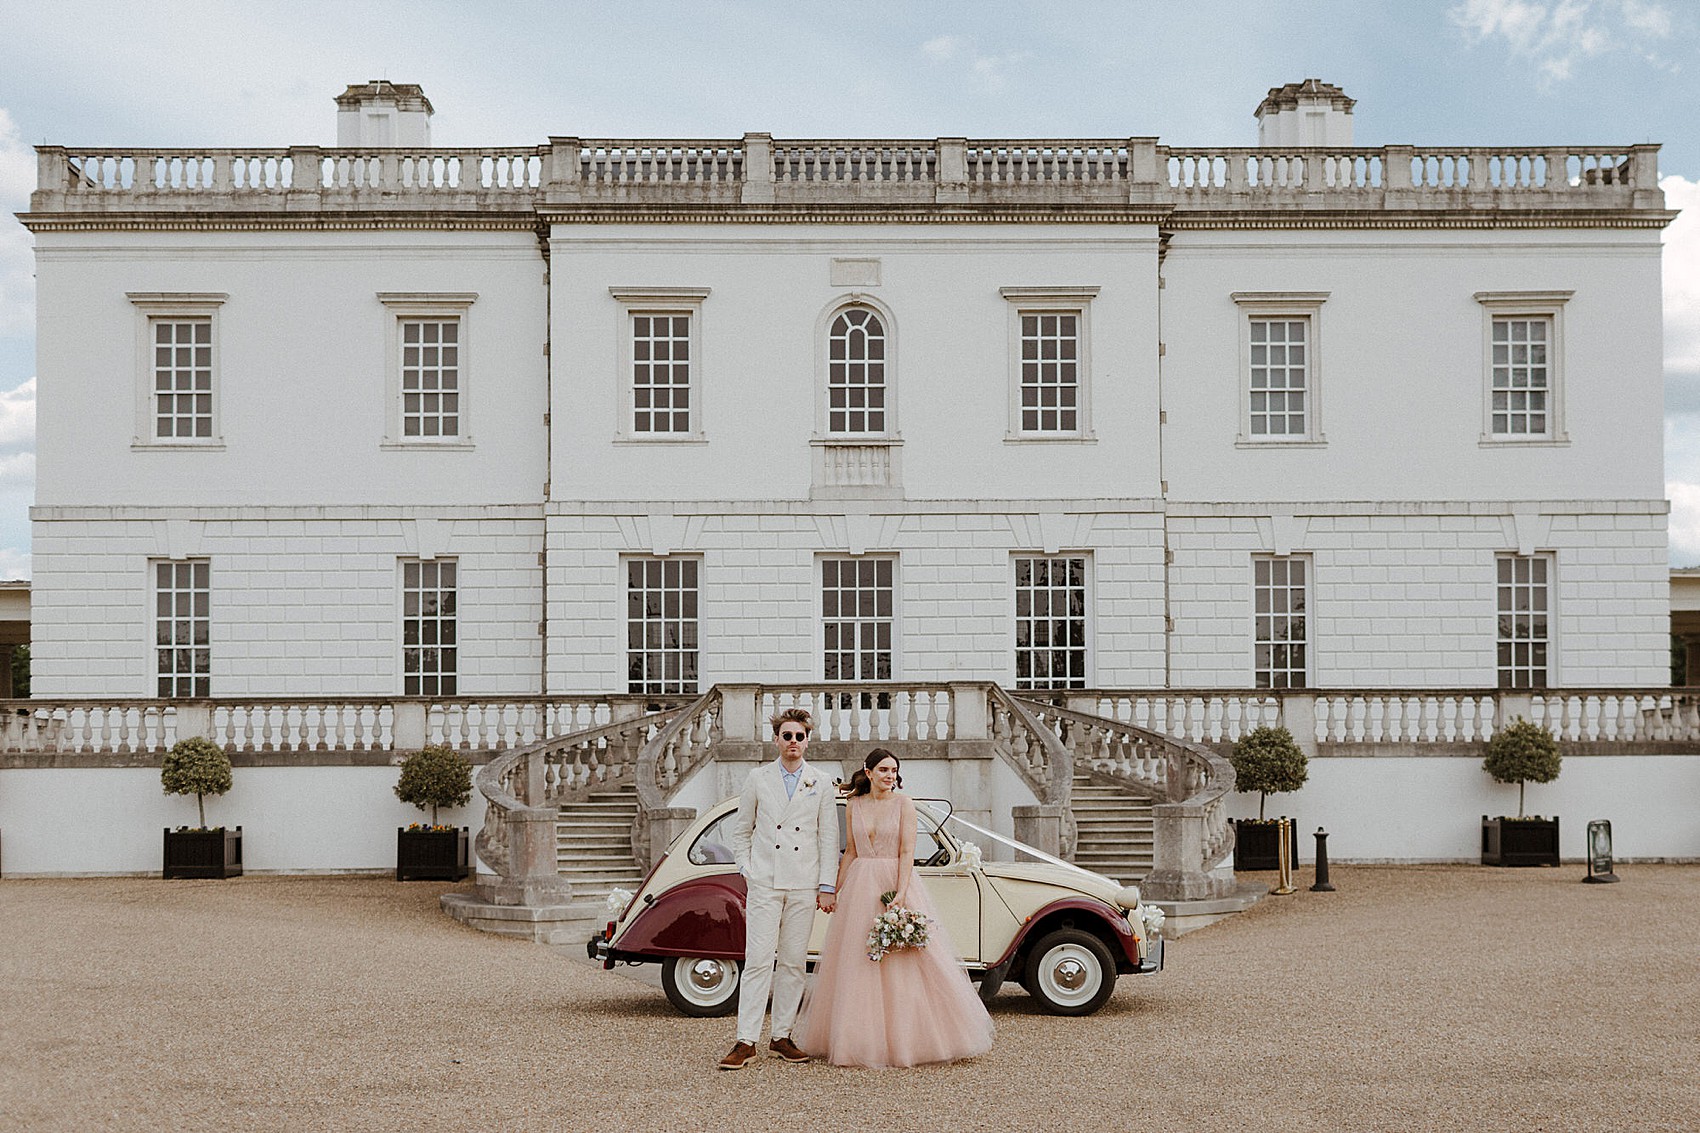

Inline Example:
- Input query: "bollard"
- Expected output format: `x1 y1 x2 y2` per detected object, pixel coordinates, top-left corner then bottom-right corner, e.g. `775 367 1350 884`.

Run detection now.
1272 816 1297 895
1311 827 1336 892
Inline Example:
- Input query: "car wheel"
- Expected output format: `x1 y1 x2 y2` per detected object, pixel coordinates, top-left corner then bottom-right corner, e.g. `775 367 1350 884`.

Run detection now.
660 956 741 1017
1022 929 1116 1016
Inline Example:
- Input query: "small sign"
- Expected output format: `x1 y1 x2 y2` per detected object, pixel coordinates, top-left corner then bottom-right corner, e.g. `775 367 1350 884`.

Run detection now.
1584 819 1619 884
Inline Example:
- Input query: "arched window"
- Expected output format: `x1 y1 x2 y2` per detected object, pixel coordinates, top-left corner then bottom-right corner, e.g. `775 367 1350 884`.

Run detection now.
827 307 886 434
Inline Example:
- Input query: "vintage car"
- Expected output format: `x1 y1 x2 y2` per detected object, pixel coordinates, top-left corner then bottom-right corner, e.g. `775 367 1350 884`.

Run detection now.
588 795 1164 1017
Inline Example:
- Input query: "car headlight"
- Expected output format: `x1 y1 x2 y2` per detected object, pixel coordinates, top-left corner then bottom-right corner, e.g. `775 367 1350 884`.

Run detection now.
1114 885 1142 911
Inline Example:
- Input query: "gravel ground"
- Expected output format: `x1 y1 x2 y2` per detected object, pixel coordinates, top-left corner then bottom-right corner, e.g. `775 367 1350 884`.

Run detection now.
3 865 1697 1132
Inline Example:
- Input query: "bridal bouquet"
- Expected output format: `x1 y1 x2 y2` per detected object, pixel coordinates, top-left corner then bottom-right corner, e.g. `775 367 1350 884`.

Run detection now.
867 891 930 962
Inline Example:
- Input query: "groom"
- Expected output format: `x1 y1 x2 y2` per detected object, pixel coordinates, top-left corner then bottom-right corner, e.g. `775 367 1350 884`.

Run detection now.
719 707 838 1070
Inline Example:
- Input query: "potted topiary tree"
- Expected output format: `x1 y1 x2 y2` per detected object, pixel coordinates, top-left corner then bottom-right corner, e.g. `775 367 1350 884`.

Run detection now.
393 743 473 881
1481 718 1562 867
161 736 242 879
1229 725 1308 871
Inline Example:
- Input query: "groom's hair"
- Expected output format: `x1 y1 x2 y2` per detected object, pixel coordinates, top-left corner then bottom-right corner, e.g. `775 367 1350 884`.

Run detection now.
769 707 814 736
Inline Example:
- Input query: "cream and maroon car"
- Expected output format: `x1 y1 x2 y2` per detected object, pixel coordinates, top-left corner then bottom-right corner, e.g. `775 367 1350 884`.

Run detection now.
588 796 1165 1017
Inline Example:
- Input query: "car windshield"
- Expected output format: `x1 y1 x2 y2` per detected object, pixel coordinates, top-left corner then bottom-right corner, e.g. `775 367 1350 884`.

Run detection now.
918 801 1122 886
689 798 953 868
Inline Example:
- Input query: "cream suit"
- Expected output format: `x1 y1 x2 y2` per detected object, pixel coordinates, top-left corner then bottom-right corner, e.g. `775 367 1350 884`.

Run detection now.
727 759 839 1045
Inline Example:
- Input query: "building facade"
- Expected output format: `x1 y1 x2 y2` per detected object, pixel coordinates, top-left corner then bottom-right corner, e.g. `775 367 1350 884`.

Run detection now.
21 80 1674 703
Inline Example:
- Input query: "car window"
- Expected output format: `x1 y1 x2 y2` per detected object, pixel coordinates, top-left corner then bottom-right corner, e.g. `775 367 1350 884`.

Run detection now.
688 812 739 865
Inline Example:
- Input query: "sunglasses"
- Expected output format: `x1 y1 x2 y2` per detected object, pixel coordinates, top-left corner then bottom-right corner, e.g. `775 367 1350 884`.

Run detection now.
778 731 808 741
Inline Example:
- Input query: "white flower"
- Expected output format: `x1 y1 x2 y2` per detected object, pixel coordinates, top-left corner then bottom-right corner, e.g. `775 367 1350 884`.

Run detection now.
958 841 983 871
803 777 817 790
604 887 635 920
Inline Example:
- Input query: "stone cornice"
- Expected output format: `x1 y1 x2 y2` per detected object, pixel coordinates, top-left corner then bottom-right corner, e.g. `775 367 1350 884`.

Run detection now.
18 203 1676 235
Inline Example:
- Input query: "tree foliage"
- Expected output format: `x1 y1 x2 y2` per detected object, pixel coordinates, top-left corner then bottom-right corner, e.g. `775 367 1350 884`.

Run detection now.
1230 725 1309 820
161 736 233 828
394 744 473 824
1482 717 1561 818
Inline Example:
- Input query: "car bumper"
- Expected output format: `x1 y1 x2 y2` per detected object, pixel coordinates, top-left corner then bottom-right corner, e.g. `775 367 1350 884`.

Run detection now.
1136 934 1164 974
587 936 616 968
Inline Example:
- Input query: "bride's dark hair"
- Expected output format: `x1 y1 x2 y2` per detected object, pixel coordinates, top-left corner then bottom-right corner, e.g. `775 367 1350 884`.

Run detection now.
846 748 902 797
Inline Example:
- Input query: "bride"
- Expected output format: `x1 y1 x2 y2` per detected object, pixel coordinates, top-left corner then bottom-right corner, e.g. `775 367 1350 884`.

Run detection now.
793 749 994 1067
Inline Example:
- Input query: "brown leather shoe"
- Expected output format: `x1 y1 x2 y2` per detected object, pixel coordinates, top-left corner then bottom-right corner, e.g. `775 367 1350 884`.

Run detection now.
769 1036 810 1063
718 1041 758 1070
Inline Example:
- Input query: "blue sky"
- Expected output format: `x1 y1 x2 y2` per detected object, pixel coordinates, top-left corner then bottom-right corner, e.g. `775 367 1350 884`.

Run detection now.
1 0 1695 578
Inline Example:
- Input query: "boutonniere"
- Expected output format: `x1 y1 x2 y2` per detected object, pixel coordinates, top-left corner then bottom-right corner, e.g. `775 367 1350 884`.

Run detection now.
802 777 817 791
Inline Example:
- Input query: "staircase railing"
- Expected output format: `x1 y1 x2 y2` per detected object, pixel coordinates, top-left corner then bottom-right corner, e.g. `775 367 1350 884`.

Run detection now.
1015 694 1236 901
986 685 1076 856
632 688 725 866
473 707 681 906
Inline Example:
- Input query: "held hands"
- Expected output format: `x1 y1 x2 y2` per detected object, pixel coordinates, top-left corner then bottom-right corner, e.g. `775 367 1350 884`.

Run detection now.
817 891 836 913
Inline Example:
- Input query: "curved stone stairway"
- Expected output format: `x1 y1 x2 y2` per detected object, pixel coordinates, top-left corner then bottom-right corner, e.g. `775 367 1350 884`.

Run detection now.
556 783 646 906
1068 772 1155 885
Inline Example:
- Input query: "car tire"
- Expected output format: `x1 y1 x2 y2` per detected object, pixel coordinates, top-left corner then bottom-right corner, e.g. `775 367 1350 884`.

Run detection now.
660 956 742 1017
1022 928 1116 1016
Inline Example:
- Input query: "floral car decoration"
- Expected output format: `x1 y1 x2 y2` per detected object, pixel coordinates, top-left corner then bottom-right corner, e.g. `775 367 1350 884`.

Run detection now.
589 796 1164 1017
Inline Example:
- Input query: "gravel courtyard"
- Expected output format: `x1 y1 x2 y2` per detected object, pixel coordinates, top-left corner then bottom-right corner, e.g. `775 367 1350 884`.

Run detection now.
2 864 1696 1132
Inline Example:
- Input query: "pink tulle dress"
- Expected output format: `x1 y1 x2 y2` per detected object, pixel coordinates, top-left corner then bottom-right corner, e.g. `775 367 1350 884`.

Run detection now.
794 793 994 1068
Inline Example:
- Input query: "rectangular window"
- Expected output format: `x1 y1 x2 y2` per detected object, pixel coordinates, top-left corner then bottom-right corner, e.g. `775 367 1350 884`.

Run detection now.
822 558 893 682
1254 556 1308 689
626 557 700 695
379 293 477 448
1019 311 1079 433
1014 556 1088 690
152 319 214 439
400 318 461 438
1496 555 1549 689
402 559 457 696
1001 287 1097 440
1476 291 1570 443
155 560 210 698
129 292 226 448
1248 318 1309 437
1490 317 1549 436
632 312 693 434
1233 292 1327 444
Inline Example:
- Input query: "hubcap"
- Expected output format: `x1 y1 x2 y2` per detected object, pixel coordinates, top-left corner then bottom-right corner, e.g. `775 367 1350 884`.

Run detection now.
689 959 727 992
1053 958 1087 990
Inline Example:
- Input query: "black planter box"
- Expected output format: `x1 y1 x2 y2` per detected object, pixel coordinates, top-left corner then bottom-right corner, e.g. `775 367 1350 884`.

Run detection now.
163 826 243 879
1233 818 1300 871
396 827 470 881
1482 816 1560 867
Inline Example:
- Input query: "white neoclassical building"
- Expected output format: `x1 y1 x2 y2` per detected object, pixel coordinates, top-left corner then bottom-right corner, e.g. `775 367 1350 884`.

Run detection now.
7 79 1689 887
21 79 1672 700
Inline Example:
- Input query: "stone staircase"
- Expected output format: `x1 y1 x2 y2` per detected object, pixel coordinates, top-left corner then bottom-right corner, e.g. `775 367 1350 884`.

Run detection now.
556 783 646 905
1069 773 1155 885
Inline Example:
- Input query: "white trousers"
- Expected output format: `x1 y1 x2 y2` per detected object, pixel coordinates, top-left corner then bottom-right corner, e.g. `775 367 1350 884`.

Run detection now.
737 884 816 1044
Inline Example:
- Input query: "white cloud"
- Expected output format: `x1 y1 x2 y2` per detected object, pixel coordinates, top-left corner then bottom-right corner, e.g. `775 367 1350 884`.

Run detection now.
1664 177 1700 381
0 376 34 456
1668 482 1700 566
0 108 35 340
918 34 1028 91
921 35 963 62
0 546 28 580
1449 0 1674 85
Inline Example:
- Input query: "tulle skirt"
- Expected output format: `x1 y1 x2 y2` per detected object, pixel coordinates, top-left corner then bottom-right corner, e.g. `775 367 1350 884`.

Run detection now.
794 856 994 1068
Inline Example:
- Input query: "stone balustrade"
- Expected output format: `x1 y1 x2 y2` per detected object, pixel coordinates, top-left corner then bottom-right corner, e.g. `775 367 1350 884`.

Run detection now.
27 139 1665 218
10 688 1700 766
0 694 662 763
1068 688 1700 753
